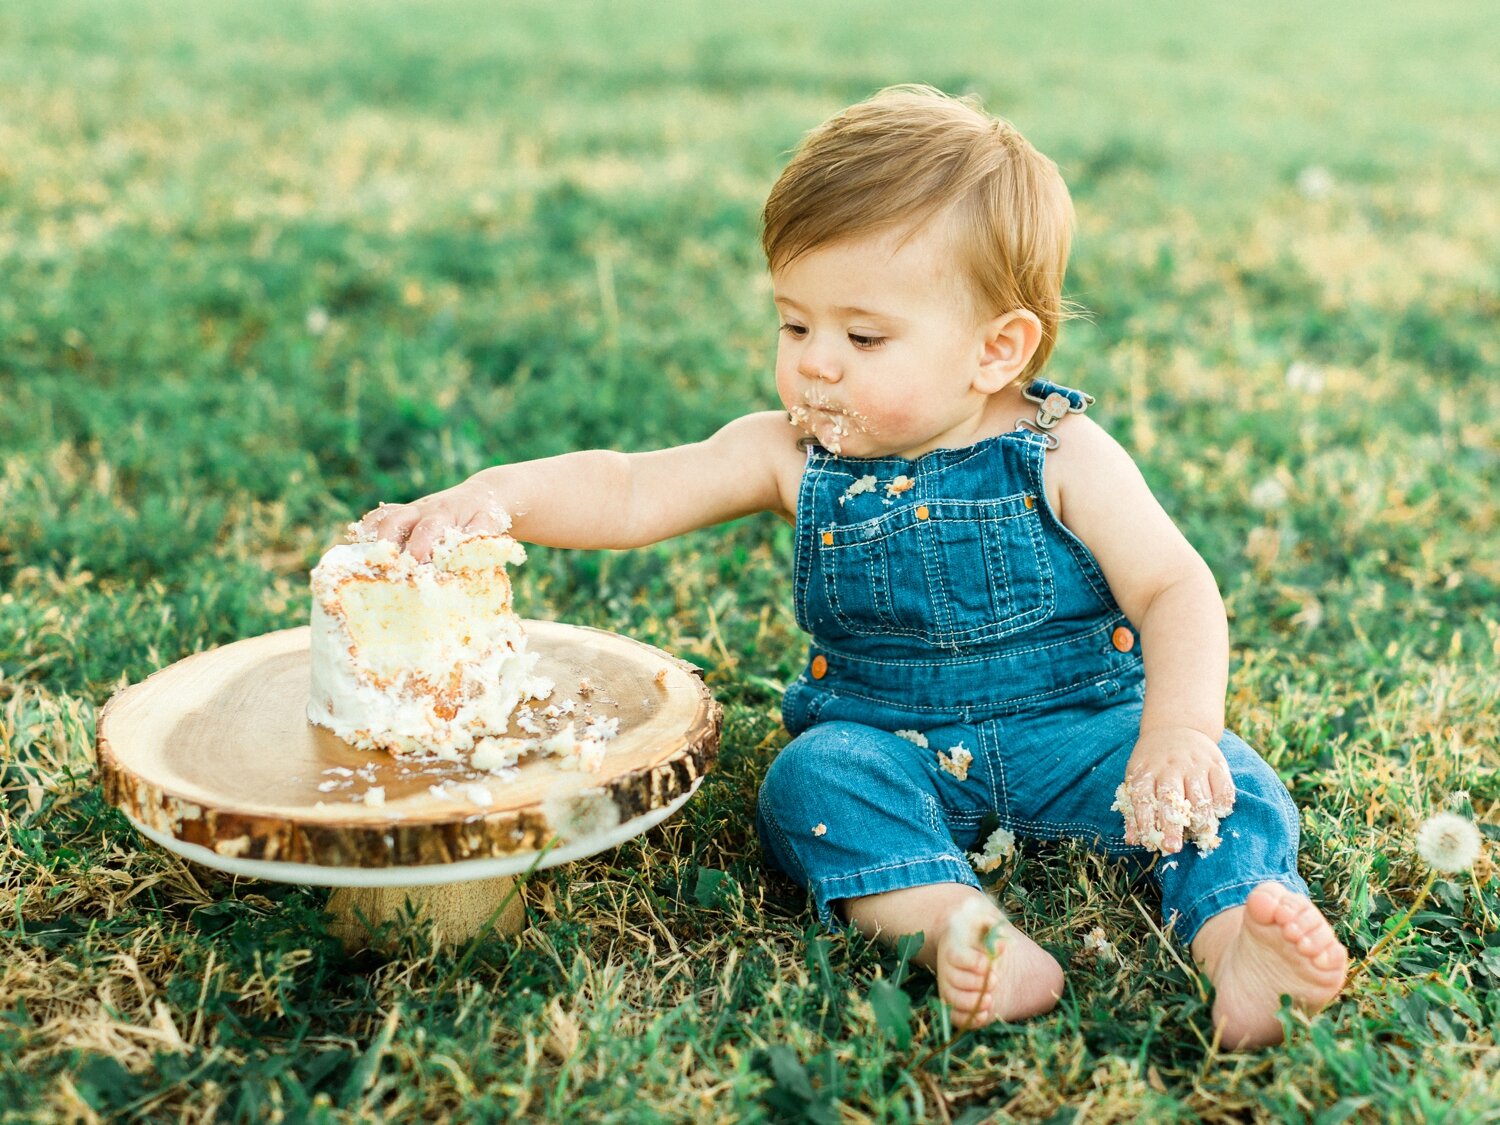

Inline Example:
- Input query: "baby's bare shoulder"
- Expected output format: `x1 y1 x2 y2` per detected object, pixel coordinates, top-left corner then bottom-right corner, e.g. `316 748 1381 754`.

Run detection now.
711 410 804 520
1048 414 1140 479
1043 414 1156 526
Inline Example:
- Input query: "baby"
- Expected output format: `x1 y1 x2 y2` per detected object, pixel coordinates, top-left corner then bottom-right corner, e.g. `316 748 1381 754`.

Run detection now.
358 85 1347 1048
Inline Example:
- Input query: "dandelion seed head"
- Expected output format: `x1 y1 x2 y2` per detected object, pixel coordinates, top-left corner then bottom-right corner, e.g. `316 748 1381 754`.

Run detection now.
1285 360 1326 394
1296 165 1335 200
1415 812 1481 873
1249 477 1289 511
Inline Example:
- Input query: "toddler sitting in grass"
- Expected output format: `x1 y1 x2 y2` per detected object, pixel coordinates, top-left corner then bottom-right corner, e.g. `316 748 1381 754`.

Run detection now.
359 85 1346 1048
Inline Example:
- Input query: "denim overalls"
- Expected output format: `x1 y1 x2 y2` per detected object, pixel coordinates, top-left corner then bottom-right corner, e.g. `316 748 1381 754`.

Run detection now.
755 407 1309 946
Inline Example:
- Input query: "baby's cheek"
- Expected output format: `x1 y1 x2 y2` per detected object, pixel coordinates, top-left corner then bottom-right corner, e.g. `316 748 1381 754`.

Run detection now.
861 397 921 437
772 364 799 411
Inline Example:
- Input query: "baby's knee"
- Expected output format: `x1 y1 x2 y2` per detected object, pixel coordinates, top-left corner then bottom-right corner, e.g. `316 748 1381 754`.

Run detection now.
1220 733 1301 837
759 722 900 813
766 721 878 779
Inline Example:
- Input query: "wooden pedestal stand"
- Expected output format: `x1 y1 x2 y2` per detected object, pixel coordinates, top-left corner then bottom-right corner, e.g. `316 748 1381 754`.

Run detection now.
96 623 719 952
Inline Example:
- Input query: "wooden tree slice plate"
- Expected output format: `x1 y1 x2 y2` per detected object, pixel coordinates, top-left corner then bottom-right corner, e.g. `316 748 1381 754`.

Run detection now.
97 622 721 885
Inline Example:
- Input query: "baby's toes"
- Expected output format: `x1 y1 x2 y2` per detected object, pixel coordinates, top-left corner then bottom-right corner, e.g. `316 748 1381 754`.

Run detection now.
1280 899 1325 940
1278 911 1316 942
1298 914 1336 952
947 946 989 973
1313 942 1346 971
1270 894 1306 929
948 989 995 1028
1296 930 1326 957
945 962 992 992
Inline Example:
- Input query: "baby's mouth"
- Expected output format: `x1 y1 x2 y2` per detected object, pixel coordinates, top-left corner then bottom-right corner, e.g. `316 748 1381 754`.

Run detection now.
787 394 870 455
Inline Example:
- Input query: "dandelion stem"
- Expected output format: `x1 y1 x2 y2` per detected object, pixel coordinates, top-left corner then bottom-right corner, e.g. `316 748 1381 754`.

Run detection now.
912 922 1001 1073
1345 869 1437 987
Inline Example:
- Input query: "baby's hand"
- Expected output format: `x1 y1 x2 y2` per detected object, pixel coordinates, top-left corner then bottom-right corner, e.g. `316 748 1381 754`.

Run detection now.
355 479 511 563
1115 727 1236 855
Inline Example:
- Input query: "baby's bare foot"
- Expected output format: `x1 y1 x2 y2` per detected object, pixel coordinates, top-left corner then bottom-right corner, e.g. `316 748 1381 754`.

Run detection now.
938 895 1064 1029
1203 883 1347 1048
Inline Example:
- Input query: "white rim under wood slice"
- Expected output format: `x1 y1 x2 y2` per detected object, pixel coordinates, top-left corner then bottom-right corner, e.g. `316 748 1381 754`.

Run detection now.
97 622 721 880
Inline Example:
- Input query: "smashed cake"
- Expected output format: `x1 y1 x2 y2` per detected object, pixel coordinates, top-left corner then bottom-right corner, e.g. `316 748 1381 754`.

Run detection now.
308 525 609 774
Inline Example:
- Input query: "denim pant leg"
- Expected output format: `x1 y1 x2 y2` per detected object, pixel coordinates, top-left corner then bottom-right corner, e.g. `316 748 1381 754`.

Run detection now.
756 720 983 929
1000 693 1310 947
1154 730 1311 944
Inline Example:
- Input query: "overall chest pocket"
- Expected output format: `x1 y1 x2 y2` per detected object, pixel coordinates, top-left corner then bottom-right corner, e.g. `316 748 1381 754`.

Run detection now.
820 496 1055 646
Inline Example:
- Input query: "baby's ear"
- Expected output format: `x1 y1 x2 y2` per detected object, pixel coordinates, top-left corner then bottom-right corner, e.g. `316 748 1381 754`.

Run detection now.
975 309 1042 394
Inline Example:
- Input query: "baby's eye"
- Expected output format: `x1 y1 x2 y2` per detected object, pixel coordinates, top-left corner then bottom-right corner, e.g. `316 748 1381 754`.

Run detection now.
849 332 885 349
779 323 808 339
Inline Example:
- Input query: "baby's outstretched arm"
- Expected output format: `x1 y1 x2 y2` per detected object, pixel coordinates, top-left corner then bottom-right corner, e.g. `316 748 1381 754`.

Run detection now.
1046 417 1236 854
358 411 800 560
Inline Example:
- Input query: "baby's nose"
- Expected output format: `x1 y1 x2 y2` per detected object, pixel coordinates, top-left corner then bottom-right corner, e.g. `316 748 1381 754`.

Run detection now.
799 347 841 382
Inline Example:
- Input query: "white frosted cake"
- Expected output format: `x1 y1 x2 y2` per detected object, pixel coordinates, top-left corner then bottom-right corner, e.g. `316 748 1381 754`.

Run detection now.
308 526 583 772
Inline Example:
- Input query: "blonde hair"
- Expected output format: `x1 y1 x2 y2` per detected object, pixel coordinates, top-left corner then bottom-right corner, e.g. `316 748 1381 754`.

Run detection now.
762 84 1076 380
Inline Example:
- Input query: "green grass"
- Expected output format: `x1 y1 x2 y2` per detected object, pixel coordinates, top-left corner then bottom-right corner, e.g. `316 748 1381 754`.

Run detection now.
3 0 1498 1120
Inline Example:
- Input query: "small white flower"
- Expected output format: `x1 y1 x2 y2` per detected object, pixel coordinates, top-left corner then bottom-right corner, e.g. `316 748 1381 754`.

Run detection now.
969 825 1016 874
1297 165 1334 201
1082 926 1118 962
1249 477 1289 511
1284 361 1326 394
1290 595 1325 632
305 306 331 335
1415 813 1482 873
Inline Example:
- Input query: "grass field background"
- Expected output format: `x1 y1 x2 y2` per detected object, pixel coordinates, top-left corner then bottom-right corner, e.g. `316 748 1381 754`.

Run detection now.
2 1 1498 1120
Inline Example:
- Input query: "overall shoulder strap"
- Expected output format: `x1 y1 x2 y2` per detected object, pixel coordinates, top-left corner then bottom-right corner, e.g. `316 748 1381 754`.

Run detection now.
1015 379 1095 449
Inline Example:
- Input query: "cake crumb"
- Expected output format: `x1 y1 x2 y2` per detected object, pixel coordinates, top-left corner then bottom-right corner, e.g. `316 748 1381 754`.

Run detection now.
363 786 386 807
937 742 973 781
577 678 594 698
1111 781 1232 857
894 729 929 748
654 667 669 689
839 474 878 505
885 475 914 497
813 823 827 837
583 715 620 741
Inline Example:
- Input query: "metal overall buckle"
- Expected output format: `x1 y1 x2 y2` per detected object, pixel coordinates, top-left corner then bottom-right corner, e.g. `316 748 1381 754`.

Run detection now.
1016 379 1094 449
